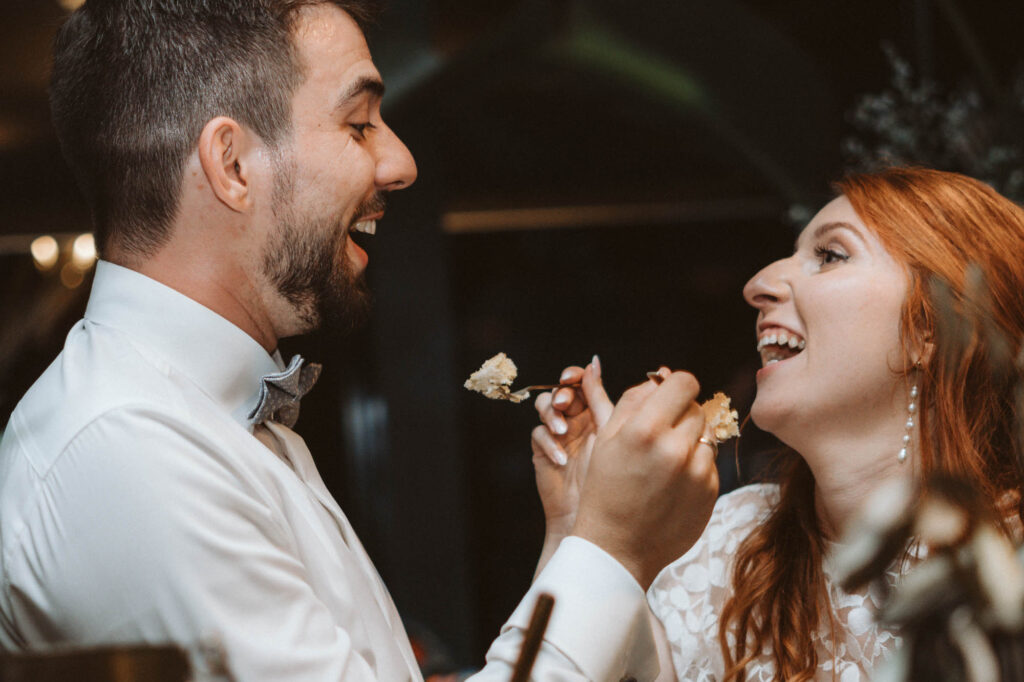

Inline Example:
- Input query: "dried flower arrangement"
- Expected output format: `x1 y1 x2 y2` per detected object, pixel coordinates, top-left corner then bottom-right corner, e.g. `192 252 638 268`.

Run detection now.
843 45 1024 203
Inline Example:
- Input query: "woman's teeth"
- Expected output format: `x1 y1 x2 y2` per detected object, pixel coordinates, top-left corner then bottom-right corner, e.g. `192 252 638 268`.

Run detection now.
757 331 806 365
756 332 806 352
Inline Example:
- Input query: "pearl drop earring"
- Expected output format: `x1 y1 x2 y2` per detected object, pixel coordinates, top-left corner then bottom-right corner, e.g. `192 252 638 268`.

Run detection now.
898 383 918 464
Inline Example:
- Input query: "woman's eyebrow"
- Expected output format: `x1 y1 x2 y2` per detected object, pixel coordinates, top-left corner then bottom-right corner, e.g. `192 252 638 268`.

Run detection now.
794 220 861 251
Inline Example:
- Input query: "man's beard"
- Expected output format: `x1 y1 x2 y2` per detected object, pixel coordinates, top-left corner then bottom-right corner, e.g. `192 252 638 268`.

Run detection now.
262 157 382 336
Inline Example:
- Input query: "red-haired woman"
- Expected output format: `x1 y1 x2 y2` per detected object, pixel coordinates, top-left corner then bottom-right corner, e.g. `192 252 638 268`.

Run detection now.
531 167 1024 681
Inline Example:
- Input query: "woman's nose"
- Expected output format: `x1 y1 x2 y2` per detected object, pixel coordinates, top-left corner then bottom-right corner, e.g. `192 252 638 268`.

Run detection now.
743 257 791 310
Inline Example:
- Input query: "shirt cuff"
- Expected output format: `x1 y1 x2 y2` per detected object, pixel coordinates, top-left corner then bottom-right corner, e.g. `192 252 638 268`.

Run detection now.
503 536 658 681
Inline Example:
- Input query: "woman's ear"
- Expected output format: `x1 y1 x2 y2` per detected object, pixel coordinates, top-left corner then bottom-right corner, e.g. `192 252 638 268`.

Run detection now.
197 116 250 212
913 341 936 368
921 341 935 367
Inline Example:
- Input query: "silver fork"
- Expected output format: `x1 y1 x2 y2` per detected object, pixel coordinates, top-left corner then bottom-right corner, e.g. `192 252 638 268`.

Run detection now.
508 372 662 402
507 382 580 402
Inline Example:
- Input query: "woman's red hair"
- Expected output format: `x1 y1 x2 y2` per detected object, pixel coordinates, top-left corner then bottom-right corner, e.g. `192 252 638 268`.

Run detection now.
719 167 1024 681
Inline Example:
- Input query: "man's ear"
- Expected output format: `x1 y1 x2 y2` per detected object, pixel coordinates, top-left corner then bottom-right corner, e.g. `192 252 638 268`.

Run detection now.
197 117 251 212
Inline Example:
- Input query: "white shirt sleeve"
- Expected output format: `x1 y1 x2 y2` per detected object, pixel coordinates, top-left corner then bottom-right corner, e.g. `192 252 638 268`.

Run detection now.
4 407 657 681
3 409 382 680
472 537 659 682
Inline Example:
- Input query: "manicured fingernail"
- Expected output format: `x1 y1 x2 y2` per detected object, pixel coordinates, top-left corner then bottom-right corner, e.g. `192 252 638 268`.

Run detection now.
553 392 570 407
560 369 574 383
592 354 601 376
553 449 568 466
553 418 568 435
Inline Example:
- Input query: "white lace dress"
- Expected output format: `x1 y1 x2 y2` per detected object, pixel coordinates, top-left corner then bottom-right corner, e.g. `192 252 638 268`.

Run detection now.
647 484 904 682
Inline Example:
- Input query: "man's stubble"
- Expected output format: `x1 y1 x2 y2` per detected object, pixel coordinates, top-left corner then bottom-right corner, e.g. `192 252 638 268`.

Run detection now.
261 149 377 336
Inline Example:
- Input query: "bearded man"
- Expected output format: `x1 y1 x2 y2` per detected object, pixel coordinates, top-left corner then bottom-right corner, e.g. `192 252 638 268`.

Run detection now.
0 1 718 680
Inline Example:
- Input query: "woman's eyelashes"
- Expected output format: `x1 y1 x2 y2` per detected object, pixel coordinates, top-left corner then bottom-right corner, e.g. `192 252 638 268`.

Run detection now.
813 244 850 267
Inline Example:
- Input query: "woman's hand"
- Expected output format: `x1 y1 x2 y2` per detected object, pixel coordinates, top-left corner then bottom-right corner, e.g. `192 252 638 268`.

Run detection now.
531 358 672 578
531 358 615 539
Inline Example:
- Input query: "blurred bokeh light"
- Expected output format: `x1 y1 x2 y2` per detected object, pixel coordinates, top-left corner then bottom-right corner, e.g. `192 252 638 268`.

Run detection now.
29 235 58 271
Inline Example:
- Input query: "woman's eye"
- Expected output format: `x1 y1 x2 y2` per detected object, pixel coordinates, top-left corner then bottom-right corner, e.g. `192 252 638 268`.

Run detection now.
814 246 849 266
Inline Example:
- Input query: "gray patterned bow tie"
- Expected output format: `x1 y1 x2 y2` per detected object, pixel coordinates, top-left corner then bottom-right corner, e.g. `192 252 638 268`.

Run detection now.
248 354 322 428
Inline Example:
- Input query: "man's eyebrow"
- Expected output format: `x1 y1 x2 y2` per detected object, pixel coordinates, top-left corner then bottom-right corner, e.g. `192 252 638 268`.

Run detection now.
794 221 860 251
334 76 385 111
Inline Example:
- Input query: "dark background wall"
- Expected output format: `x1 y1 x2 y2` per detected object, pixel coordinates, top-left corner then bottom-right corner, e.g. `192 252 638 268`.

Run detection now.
2 0 1022 669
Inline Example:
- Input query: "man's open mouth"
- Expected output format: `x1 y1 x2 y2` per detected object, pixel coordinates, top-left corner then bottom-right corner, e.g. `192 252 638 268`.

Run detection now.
346 218 377 256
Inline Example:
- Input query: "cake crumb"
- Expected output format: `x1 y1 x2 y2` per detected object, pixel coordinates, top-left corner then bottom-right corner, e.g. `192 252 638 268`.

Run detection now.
701 392 740 442
464 353 518 401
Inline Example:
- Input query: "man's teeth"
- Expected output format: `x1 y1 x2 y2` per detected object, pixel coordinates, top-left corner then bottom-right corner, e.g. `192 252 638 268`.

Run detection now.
756 333 806 352
352 219 377 235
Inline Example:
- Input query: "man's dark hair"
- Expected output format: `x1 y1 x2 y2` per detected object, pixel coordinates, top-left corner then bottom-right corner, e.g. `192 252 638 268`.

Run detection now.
50 0 378 260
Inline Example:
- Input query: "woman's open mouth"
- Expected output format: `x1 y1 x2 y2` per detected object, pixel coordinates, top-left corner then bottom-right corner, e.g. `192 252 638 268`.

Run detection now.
757 330 806 366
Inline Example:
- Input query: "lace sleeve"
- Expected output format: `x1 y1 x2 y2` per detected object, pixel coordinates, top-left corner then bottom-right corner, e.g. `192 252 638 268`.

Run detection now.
648 483 907 682
647 484 779 682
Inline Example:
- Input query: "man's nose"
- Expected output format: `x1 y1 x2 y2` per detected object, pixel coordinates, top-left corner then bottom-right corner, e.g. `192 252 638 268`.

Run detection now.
374 124 417 191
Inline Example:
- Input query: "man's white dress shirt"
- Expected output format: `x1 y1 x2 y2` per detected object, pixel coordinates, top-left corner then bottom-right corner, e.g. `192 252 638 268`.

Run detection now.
0 261 656 681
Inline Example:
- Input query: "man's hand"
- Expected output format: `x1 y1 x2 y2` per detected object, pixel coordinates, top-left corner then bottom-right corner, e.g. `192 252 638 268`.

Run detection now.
570 368 719 589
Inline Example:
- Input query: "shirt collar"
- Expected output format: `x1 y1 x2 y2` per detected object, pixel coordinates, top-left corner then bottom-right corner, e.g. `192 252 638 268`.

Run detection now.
84 260 284 429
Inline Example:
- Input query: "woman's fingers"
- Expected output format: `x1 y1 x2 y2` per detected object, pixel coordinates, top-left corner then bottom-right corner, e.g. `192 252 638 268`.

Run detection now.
531 424 568 466
551 386 584 417
534 390 569 436
533 390 560 432
535 363 592 435
559 365 586 385
581 356 615 426
552 365 587 416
